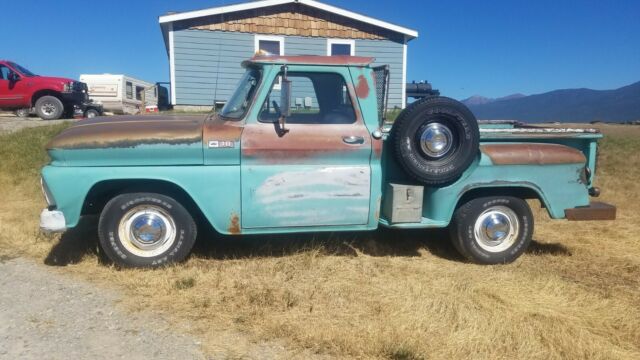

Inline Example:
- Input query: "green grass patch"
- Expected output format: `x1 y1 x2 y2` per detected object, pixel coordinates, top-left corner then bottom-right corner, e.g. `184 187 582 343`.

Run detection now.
0 124 69 185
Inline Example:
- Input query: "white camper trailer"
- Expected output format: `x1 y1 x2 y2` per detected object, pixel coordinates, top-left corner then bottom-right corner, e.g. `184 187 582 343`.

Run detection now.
79 74 159 115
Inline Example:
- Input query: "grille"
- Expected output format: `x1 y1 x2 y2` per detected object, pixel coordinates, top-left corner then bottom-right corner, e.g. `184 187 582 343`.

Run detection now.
372 65 390 125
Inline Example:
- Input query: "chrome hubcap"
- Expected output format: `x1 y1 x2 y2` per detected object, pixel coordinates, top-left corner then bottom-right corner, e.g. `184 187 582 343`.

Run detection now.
420 122 454 158
118 206 177 257
41 102 57 116
473 206 520 252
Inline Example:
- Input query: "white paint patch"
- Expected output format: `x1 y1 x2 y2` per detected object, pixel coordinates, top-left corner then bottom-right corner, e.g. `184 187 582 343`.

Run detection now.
253 166 371 226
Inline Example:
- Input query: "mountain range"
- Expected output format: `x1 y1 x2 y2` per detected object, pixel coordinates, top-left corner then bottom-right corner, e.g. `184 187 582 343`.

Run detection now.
461 81 640 123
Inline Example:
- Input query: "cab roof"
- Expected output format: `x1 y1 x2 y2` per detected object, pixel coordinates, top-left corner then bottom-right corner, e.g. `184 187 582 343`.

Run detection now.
242 55 375 68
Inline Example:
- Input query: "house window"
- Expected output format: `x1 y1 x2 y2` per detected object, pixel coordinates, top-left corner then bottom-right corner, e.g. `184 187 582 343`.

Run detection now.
327 39 355 56
256 35 284 89
125 81 133 99
255 35 284 56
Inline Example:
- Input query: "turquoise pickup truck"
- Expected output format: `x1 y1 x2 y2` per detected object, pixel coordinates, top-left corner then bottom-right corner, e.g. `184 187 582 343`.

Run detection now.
39 55 615 268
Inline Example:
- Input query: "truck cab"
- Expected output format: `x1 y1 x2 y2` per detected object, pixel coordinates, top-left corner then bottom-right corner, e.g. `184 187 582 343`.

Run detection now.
39 55 615 268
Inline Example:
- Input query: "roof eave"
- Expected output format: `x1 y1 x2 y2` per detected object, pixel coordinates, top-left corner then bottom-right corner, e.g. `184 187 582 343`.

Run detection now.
158 0 418 39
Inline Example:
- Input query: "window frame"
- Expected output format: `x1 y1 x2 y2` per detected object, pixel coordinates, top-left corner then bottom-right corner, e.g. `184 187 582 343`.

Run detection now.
327 39 355 56
258 71 357 125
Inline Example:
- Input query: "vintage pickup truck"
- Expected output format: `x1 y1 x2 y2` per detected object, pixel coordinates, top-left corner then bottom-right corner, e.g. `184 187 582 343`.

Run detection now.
39 55 615 268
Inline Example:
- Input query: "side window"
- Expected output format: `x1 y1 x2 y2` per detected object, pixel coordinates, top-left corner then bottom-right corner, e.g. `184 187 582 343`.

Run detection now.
259 72 356 125
135 85 145 101
0 65 10 80
125 81 133 99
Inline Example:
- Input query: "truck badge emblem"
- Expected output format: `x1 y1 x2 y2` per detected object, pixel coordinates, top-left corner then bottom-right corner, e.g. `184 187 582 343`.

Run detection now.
208 140 234 148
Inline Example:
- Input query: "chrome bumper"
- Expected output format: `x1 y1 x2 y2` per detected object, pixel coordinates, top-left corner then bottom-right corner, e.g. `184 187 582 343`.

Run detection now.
40 208 67 233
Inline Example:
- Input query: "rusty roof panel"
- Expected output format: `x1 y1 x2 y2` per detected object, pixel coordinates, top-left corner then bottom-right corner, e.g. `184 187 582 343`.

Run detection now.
243 55 375 67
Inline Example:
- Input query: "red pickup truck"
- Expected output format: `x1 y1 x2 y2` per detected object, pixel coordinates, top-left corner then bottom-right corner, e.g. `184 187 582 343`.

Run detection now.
0 60 101 120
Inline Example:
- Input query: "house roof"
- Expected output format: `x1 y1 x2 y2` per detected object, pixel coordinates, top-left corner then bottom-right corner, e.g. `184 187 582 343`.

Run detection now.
159 0 418 39
242 55 376 67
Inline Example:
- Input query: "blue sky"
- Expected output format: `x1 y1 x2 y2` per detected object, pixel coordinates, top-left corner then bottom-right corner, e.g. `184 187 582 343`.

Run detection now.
2 0 639 99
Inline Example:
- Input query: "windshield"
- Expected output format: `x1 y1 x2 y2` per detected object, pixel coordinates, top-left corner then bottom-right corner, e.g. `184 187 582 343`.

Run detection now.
219 69 261 119
8 62 36 77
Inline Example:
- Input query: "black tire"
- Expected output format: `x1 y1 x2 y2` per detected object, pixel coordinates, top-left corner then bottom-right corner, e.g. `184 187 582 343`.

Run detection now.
392 96 479 186
14 108 30 118
450 196 533 264
85 109 100 118
35 95 64 120
98 193 197 268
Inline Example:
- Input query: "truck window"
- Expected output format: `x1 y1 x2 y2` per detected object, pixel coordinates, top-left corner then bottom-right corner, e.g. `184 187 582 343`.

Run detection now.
0 65 10 80
259 72 356 125
126 81 133 99
135 86 145 101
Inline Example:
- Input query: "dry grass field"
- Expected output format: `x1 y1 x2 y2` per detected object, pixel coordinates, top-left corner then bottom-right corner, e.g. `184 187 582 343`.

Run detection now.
0 123 638 359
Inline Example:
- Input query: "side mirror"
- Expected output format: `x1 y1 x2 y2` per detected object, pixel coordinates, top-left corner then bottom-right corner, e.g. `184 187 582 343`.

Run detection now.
8 72 20 82
280 79 292 118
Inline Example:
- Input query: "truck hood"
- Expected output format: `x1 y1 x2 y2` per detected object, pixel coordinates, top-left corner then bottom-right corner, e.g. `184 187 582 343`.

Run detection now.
47 115 206 166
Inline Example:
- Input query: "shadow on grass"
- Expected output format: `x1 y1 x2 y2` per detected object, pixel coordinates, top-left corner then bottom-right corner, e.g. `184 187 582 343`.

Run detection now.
193 225 464 262
43 216 470 266
44 216 100 266
527 240 572 257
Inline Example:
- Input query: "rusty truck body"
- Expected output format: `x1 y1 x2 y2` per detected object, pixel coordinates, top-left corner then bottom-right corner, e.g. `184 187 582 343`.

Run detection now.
39 55 615 267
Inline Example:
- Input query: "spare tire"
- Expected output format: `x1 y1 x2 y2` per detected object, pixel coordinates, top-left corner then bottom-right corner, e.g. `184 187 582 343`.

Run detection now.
392 96 480 186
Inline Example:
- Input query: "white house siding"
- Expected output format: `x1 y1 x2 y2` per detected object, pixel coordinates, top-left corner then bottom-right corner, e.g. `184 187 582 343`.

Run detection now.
172 29 405 108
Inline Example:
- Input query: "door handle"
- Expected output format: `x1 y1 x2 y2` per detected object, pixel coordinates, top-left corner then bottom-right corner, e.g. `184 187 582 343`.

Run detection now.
342 135 365 145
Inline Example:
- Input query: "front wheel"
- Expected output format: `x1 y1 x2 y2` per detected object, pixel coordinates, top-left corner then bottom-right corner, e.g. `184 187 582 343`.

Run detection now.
98 193 197 268
35 95 64 120
450 196 533 264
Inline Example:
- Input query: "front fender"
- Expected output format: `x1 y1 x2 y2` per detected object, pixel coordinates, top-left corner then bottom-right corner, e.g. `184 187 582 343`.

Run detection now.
41 165 241 234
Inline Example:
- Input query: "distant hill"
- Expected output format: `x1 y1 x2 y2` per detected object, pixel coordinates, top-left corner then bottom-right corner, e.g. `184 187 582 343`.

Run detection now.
462 94 526 106
463 82 640 123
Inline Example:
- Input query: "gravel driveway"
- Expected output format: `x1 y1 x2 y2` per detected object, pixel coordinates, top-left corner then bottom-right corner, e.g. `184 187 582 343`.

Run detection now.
0 257 206 360
0 114 69 134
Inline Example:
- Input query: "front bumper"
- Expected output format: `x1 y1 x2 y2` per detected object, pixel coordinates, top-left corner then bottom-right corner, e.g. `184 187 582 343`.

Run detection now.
565 202 616 221
40 208 67 233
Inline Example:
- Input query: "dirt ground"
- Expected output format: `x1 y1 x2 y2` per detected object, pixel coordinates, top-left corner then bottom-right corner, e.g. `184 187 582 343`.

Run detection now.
0 257 205 360
0 114 69 134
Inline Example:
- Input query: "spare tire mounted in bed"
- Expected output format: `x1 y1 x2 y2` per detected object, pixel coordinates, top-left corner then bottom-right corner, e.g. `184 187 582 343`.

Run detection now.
392 96 480 186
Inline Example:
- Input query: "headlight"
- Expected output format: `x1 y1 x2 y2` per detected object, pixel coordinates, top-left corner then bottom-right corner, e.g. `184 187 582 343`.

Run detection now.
63 82 72 92
40 177 56 207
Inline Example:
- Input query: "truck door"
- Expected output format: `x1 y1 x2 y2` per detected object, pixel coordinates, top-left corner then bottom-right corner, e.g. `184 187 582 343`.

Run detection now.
241 70 372 229
0 64 25 108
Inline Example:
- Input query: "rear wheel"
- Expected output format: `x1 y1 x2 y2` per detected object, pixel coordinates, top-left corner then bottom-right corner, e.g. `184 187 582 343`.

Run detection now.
450 196 533 264
14 108 30 118
35 95 64 120
392 96 479 186
85 109 100 118
98 193 197 268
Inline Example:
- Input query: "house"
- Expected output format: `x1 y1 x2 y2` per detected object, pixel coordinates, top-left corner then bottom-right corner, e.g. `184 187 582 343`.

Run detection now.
159 0 418 111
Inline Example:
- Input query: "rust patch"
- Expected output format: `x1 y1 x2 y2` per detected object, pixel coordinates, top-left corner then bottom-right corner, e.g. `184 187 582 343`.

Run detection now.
244 55 375 67
47 115 204 150
565 202 616 221
481 143 586 165
241 122 371 163
202 114 244 143
355 75 370 99
228 213 241 234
